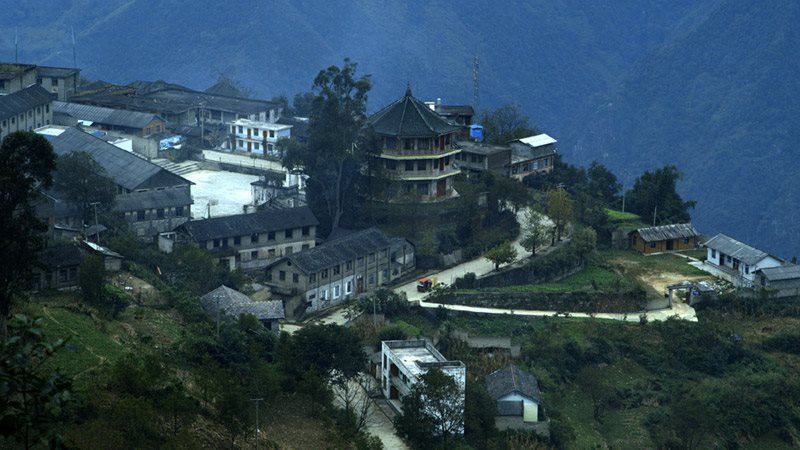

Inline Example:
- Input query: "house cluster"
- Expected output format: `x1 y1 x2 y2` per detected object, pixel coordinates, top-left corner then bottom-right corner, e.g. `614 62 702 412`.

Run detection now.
626 222 800 297
366 87 557 201
373 339 548 437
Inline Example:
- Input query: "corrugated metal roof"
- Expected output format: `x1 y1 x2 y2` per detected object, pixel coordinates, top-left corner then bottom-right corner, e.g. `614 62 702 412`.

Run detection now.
54 101 162 129
633 223 699 242
176 207 318 242
0 84 53 121
485 364 541 403
50 127 189 191
282 227 392 274
702 233 770 265
113 187 192 212
368 87 462 138
757 264 800 281
200 285 284 320
516 134 556 147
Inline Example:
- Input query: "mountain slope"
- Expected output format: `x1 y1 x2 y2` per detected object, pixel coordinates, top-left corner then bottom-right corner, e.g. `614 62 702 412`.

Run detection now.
569 0 800 257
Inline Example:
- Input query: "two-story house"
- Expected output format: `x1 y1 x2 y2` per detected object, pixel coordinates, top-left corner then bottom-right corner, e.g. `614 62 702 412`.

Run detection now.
507 134 557 181
173 206 319 271
264 227 415 319
454 141 511 177
0 84 54 140
0 63 80 101
41 126 193 239
380 339 466 434
228 118 291 156
367 87 463 201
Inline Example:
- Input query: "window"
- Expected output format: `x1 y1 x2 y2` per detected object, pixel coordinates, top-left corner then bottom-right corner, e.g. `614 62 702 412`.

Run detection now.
382 269 388 280
320 289 327 301
238 140 243 147
285 246 293 255
251 233 259 243
233 236 241 245
302 244 310 250
238 126 243 133
333 284 341 298
293 273 299 283
357 257 364 266
137 210 145 221
683 238 690 245
156 208 165 219
44 104 50 113
726 255 732 263
386 160 397 170
404 139 414 150
268 144 274 151
333 265 340 275
345 280 352 294
346 261 352 271
405 161 414 171
267 248 276 257
251 250 258 259
176 206 184 217
269 130 275 138
711 249 717 258
58 269 68 283
285 228 293 239
368 273 375 285
369 253 375 262
745 265 750 275
36 107 41 114
302 226 310 236
649 241 656 249
310 273 317 282
254 142 260 150
213 239 221 248
417 160 426 170
417 138 430 150
322 269 329 278
279 271 286 281
268 231 275 240
308 293 316 300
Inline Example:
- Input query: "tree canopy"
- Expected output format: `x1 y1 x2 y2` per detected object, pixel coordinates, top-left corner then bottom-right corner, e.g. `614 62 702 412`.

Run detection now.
484 241 517 270
480 103 539 145
53 151 117 227
0 132 56 339
625 165 695 225
394 368 465 448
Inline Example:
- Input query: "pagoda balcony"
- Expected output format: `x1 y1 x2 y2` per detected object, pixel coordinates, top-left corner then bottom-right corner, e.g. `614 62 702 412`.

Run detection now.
378 146 461 159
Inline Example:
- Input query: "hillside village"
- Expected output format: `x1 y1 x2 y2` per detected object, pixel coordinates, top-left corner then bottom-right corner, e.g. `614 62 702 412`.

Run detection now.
2 60 800 450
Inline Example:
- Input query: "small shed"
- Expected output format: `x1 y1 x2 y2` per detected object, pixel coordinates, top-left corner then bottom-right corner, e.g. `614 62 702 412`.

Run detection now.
32 245 85 291
629 223 699 254
82 240 124 272
200 285 285 333
755 265 800 298
485 364 545 430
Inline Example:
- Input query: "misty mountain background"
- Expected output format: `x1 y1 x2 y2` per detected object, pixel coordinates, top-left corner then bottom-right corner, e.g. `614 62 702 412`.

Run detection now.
2 0 798 258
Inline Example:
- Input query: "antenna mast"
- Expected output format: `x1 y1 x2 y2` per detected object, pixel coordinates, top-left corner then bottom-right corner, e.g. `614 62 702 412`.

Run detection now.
472 55 480 112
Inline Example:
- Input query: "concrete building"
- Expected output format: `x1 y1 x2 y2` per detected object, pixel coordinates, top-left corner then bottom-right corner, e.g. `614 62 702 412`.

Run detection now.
228 118 291 156
755 265 800 298
507 134 557 181
485 364 549 435
702 234 783 288
172 206 319 271
368 87 463 201
0 63 80 101
264 227 415 319
454 141 511 177
0 84 54 140
40 126 193 239
380 339 465 434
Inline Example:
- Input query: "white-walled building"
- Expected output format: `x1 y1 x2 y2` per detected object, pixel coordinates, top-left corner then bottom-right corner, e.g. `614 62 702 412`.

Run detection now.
702 233 783 287
380 340 465 434
229 118 291 156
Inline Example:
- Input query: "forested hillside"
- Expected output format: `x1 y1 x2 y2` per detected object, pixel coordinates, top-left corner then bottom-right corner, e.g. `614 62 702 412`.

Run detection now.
2 0 797 255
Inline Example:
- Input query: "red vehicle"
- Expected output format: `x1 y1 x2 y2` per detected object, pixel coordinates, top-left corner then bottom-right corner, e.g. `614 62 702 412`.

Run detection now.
417 277 433 292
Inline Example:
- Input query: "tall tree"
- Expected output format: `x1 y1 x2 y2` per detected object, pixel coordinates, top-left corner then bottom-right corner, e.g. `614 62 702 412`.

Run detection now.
53 152 116 227
480 103 539 145
394 368 465 447
625 165 696 225
0 132 56 340
521 210 549 256
547 188 574 242
586 161 622 206
284 59 371 234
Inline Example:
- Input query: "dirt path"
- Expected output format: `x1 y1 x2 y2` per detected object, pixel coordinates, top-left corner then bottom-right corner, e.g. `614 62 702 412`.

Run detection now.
639 272 707 296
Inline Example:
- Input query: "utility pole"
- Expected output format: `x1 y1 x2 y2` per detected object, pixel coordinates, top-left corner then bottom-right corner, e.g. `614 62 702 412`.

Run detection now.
251 397 264 450
71 26 77 69
90 201 101 244
652 204 658 226
472 55 480 112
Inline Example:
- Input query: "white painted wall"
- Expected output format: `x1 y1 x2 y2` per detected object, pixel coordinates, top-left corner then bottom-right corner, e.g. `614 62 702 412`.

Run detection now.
498 393 539 422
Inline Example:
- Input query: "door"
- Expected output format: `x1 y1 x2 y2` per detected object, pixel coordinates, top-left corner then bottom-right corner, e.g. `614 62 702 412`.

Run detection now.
436 180 446 197
666 240 674 251
356 276 364 294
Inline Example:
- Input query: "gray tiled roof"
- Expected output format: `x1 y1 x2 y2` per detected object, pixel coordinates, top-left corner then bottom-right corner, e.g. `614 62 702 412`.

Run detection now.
114 188 193 212
485 364 541 404
200 285 284 321
757 264 800 281
176 206 318 241
284 227 392 274
36 244 84 269
633 223 699 242
36 66 80 78
458 141 510 156
50 127 190 191
54 101 162 130
0 84 53 121
368 87 462 138
702 233 772 266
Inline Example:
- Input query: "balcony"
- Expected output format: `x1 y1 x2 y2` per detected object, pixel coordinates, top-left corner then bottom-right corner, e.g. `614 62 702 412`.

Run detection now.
389 167 461 181
379 147 461 159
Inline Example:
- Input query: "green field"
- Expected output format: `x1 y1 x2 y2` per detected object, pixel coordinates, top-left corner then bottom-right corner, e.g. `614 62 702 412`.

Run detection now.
490 265 629 293
599 249 707 277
